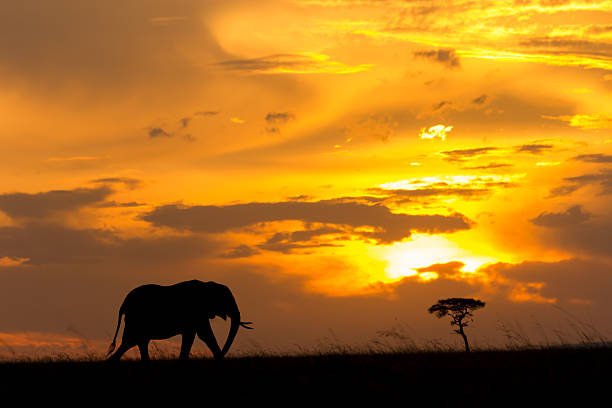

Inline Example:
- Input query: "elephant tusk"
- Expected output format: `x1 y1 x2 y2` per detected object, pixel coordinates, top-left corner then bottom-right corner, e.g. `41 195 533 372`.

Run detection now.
240 321 254 330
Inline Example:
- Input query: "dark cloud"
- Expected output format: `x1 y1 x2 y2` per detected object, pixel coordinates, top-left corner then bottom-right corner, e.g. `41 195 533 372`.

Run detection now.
265 112 295 134
219 245 260 259
461 162 513 170
413 48 460 69
515 143 554 154
217 54 301 71
584 24 612 35
481 258 612 307
0 222 221 266
530 205 591 228
266 112 295 124
90 177 143 190
433 100 451 110
472 94 488 104
286 195 313 201
179 117 192 128
148 127 172 138
573 154 612 163
519 36 612 57
256 227 345 254
415 261 465 278
528 204 612 258
0 186 112 219
216 53 358 74
439 147 499 162
94 201 145 208
194 111 219 116
141 199 472 244
549 170 612 197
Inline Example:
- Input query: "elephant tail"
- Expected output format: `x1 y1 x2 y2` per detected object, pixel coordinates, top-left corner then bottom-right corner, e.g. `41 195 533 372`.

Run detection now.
107 302 126 355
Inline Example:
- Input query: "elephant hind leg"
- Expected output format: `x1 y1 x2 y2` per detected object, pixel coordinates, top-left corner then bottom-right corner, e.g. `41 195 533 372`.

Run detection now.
138 341 150 362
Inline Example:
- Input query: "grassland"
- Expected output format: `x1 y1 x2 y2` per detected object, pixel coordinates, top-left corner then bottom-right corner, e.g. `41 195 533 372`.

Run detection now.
1 346 610 404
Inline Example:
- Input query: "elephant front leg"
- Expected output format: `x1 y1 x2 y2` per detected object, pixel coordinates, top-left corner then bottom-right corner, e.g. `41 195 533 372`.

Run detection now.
108 341 135 362
197 322 223 360
180 331 196 360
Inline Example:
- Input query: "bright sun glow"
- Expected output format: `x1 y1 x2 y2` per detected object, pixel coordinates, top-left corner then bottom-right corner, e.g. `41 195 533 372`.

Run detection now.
371 234 498 280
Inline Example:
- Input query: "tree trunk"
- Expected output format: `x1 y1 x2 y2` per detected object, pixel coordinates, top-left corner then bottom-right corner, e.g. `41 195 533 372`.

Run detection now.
459 325 470 352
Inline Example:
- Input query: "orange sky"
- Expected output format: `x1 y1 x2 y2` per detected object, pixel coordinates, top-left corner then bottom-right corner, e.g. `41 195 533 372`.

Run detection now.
1 0 612 357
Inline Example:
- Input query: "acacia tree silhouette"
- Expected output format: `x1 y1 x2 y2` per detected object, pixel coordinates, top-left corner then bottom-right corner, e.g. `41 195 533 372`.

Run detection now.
428 298 485 352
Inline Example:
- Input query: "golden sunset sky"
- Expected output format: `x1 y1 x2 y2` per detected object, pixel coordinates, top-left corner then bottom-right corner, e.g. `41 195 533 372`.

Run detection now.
1 0 612 356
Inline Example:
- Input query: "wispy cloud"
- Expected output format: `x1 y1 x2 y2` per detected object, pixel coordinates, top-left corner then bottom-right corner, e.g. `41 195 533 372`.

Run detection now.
414 48 460 69
515 143 554 154
439 147 498 162
148 127 172 138
543 114 612 130
573 153 612 163
216 53 373 75
549 170 612 197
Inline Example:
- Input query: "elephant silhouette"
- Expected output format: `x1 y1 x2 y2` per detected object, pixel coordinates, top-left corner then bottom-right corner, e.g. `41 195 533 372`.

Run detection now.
107 280 253 361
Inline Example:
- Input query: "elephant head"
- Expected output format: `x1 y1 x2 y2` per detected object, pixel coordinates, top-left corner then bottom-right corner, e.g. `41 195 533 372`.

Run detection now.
205 282 253 357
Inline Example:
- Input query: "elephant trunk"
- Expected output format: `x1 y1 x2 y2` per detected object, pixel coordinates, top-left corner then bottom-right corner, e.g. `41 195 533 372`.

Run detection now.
221 311 240 357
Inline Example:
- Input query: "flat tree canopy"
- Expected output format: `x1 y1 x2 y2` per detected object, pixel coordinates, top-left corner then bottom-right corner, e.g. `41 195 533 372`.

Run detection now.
428 297 486 352
428 298 485 322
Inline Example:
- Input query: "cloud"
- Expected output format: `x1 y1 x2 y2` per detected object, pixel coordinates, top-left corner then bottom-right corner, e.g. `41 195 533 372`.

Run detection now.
472 94 488 104
195 111 219 116
216 53 373 75
572 153 612 163
149 127 172 138
419 124 453 140
0 222 221 266
256 227 346 254
374 175 519 203
141 199 472 244
433 100 452 111
515 143 554 154
180 117 192 128
90 177 143 190
543 114 612 130
219 244 260 259
530 205 591 228
414 261 466 279
549 170 612 197
368 186 492 203
584 24 612 35
413 48 460 68
265 112 295 134
0 186 113 219
480 258 612 307
345 114 398 142
94 201 145 208
461 162 513 170
439 147 498 162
